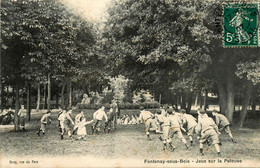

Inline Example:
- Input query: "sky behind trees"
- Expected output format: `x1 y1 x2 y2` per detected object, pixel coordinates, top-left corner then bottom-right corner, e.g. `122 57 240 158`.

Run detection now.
61 0 111 22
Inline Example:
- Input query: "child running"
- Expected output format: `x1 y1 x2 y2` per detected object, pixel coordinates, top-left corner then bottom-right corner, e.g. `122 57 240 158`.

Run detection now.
58 109 75 140
180 109 198 146
212 110 237 143
72 111 85 134
92 106 108 135
139 106 158 140
196 109 221 156
169 108 190 150
161 109 176 151
37 111 51 136
76 118 94 140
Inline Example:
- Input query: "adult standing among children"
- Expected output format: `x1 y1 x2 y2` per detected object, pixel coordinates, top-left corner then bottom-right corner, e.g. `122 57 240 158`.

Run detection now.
212 110 237 143
92 106 108 135
104 104 115 133
196 109 221 156
18 105 27 131
112 100 119 129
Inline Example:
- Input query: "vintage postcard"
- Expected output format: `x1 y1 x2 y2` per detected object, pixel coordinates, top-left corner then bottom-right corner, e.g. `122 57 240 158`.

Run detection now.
1 0 260 167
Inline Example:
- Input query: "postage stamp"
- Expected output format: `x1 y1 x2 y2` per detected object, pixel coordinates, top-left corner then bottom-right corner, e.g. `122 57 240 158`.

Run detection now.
223 1 260 47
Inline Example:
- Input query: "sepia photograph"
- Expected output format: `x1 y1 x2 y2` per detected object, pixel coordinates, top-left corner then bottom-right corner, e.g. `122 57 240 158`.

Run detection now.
0 0 260 167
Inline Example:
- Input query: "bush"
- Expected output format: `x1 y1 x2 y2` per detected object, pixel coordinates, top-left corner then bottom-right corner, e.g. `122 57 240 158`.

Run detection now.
76 102 160 110
76 103 97 109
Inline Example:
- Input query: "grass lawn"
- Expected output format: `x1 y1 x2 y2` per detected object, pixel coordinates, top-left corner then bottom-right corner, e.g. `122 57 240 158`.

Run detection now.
0 109 260 162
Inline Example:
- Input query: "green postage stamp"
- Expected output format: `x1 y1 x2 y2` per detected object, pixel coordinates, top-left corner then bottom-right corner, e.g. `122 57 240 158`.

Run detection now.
223 1 260 47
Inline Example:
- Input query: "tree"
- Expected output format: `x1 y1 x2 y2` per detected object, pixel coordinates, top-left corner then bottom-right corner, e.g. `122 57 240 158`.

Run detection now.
236 51 260 127
102 0 259 124
108 75 129 103
102 0 214 105
1 0 97 129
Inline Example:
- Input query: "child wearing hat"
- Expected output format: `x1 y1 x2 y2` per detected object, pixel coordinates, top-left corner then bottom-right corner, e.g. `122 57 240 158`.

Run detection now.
212 110 236 143
37 111 52 136
180 109 198 146
196 109 221 156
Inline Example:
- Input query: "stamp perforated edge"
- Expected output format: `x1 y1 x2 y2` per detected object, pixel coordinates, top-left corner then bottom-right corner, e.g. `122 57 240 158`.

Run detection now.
222 0 260 48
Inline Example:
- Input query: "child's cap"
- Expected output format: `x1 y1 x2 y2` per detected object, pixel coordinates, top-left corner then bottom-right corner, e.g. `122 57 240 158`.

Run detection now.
199 109 206 114
180 109 186 113
212 110 218 113
167 109 172 114
156 109 161 114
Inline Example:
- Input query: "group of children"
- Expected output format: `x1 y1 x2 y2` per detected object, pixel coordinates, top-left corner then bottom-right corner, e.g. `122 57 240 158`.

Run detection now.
36 104 236 156
117 114 141 125
37 103 119 140
139 106 237 156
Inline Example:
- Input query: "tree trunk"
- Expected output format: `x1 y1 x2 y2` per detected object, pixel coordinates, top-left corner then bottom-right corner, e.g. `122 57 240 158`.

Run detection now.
61 79 66 110
0 52 2 112
43 83 46 109
176 95 180 110
194 91 199 107
181 95 186 109
239 81 253 127
217 81 227 114
187 92 193 113
12 86 15 106
226 72 235 122
251 91 256 113
56 94 59 109
6 86 9 107
174 95 178 110
199 93 203 108
36 83 41 112
1 82 4 111
65 80 70 110
203 90 208 110
225 73 235 123
69 81 72 108
47 73 51 111
26 84 31 121
14 85 20 131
